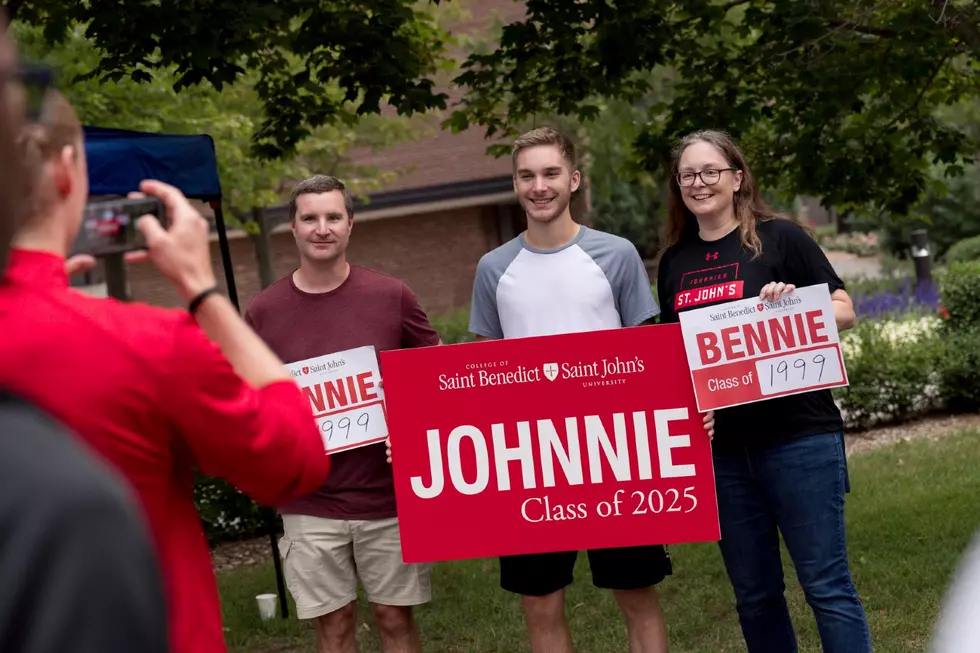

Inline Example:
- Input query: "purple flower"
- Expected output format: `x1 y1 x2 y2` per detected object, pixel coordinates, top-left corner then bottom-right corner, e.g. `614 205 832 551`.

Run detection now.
850 275 940 320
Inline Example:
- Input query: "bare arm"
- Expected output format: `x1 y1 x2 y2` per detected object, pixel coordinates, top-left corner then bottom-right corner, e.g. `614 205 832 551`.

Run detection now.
190 294 290 385
831 288 856 331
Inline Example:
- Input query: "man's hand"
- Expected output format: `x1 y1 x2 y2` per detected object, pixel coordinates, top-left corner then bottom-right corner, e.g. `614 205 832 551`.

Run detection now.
64 251 146 278
64 254 96 277
134 180 217 302
703 411 715 440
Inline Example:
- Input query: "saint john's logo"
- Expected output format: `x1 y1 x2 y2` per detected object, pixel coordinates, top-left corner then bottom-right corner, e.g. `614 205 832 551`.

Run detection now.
542 363 559 381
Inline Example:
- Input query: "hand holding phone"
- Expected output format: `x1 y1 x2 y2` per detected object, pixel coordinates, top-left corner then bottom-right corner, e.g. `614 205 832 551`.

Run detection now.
134 180 217 302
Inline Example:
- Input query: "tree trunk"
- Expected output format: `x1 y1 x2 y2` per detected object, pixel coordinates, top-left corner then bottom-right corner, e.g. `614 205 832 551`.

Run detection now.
250 206 275 289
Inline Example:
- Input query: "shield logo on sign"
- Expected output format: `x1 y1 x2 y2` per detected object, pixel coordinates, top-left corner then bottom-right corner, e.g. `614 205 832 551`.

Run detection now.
302 367 310 375
543 363 559 381
757 303 764 312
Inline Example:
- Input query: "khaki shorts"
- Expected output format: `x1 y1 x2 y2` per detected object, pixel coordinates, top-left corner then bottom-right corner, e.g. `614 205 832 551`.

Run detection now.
278 514 432 619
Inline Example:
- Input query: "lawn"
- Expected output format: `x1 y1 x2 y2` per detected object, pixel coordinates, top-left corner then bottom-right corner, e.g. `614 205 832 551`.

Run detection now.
217 429 980 653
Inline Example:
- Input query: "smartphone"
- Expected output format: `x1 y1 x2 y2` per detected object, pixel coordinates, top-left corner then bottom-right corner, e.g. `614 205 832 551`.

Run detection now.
72 196 166 257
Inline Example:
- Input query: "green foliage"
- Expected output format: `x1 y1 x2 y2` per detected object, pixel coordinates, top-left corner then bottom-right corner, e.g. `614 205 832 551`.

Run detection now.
429 307 476 344
939 260 980 330
8 0 452 159
449 1 980 216
860 161 980 260
937 326 980 413
588 179 660 258
194 475 269 546
577 94 668 258
12 22 419 222
835 319 944 431
945 235 980 264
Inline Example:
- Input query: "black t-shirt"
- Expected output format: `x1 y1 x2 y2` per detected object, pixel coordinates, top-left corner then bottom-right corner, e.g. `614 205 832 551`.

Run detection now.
0 390 168 653
657 218 846 451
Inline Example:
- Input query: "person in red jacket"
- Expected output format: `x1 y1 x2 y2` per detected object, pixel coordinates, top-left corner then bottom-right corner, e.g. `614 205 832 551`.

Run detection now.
0 88 332 652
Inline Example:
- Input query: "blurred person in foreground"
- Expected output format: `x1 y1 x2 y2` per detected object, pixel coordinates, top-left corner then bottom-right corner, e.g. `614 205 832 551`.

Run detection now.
0 73 333 653
931 530 980 651
1 18 168 653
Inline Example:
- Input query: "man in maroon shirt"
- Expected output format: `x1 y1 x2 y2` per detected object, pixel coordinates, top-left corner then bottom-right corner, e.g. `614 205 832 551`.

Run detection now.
245 174 440 653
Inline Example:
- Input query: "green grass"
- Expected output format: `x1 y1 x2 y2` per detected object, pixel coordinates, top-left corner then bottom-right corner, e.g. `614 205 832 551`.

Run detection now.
218 429 980 652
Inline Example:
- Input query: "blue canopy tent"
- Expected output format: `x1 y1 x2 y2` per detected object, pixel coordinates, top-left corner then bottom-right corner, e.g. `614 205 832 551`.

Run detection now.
82 125 239 310
83 125 290 619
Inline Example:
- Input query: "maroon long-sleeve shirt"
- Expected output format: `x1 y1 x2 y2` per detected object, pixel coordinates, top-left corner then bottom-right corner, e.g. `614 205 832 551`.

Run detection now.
0 249 332 653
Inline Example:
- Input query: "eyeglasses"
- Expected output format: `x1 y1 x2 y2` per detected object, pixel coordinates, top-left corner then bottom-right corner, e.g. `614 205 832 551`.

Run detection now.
0 62 54 121
676 167 737 187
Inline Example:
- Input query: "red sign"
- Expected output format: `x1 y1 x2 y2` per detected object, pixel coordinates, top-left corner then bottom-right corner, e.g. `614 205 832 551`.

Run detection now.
678 284 849 412
379 324 719 564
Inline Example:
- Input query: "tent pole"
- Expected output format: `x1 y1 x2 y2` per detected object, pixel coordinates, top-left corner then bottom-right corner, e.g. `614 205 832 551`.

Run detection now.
211 202 239 312
104 253 128 301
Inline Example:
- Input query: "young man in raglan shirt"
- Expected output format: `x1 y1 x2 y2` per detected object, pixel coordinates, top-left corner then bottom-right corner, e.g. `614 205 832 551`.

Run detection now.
467 126 712 653
244 174 441 653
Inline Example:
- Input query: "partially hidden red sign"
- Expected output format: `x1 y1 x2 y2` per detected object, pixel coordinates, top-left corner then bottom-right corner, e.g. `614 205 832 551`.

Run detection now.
379 323 720 564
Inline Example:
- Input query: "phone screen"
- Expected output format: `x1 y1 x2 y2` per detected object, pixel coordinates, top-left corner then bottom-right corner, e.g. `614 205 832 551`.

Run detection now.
72 198 162 257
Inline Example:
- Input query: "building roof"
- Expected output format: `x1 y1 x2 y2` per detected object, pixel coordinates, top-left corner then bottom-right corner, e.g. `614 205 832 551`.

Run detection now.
345 0 528 200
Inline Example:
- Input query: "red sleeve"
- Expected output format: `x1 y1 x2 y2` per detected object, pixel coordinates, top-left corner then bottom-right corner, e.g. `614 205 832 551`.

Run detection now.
165 316 330 506
400 284 441 348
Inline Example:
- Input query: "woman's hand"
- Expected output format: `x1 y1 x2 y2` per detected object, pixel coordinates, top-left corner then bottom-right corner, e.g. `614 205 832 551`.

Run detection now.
703 411 715 440
385 436 392 464
760 281 796 302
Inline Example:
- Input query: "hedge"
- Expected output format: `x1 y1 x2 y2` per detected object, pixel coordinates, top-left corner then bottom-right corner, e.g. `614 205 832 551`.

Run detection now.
944 235 980 265
939 260 980 331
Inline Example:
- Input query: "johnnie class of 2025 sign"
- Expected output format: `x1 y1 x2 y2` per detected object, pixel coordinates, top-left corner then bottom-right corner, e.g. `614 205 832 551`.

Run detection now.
379 324 720 564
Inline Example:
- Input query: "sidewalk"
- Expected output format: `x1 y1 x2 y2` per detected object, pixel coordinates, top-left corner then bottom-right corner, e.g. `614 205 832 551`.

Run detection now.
824 249 883 279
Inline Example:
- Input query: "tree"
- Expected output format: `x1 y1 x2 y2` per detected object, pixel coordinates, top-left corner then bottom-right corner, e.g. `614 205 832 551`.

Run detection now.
447 0 980 216
5 0 452 159
14 21 418 210
13 21 423 284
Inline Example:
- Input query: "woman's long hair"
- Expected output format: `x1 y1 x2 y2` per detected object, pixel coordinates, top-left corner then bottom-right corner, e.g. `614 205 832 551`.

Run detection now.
661 130 794 258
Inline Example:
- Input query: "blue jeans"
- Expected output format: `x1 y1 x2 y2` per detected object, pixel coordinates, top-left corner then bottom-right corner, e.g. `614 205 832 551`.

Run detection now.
713 432 872 653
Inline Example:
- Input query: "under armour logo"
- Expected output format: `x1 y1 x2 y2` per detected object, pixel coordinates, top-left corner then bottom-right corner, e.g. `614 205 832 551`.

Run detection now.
705 252 719 261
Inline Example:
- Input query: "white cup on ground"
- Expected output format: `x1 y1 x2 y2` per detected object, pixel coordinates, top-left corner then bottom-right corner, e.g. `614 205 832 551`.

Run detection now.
256 593 277 621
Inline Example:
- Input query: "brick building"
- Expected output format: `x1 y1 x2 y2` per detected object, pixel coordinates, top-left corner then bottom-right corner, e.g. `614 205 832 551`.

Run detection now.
118 0 545 319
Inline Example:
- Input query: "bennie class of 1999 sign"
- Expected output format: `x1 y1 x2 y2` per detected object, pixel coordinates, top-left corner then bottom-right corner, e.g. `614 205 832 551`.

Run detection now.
287 345 389 454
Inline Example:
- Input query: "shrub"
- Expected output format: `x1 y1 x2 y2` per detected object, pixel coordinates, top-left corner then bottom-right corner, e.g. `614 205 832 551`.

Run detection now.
939 261 980 330
937 326 980 413
430 307 476 344
194 475 270 546
945 235 980 264
836 317 944 431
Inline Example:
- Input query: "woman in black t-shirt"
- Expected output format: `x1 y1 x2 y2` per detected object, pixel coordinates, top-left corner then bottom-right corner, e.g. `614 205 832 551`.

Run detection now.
657 130 871 653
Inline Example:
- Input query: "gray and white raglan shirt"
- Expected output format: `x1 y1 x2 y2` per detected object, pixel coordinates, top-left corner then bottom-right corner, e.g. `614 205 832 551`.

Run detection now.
468 225 659 339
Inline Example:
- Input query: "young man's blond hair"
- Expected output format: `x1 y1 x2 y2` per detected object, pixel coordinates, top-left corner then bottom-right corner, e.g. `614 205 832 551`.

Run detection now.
510 126 577 172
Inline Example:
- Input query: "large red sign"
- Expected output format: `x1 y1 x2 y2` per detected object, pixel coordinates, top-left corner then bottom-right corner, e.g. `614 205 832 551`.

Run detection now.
379 323 720 564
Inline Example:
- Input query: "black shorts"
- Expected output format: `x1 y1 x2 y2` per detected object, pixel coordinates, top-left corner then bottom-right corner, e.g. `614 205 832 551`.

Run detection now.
499 545 672 596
